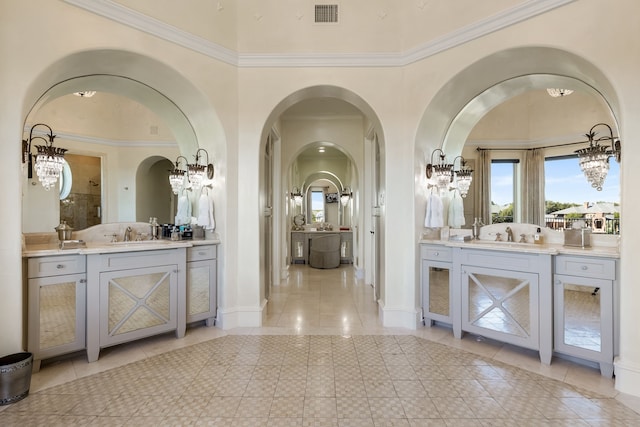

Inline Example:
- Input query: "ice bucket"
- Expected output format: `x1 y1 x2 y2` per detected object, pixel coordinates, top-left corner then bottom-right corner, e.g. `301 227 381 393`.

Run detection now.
563 228 591 248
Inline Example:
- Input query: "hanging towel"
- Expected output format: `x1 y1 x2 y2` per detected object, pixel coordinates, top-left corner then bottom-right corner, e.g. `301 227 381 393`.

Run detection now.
175 190 191 225
196 188 216 230
197 189 211 228
448 191 466 228
424 192 444 228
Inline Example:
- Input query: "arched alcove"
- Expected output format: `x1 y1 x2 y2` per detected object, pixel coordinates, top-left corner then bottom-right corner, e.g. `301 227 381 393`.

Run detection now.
415 46 621 235
258 85 386 307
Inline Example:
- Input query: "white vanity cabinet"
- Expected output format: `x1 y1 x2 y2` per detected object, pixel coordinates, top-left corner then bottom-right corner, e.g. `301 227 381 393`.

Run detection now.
420 244 453 326
86 248 187 362
186 244 218 326
27 254 87 372
340 232 353 263
554 255 617 377
291 232 307 264
455 248 553 364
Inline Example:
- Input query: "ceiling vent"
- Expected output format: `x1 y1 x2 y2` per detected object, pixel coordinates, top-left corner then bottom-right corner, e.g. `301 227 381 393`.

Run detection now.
315 4 338 23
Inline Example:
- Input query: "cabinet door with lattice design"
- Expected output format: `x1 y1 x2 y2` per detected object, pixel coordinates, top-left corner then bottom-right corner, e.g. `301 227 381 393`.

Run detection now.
99 265 178 347
461 265 539 350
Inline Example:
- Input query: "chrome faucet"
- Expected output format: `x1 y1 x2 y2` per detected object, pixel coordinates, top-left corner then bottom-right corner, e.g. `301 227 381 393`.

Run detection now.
505 226 514 242
124 226 132 242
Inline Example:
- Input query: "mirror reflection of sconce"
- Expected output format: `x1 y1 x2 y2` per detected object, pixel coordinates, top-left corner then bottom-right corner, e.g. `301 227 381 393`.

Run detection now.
169 149 214 194
290 187 303 206
22 123 67 191
452 155 473 198
169 155 189 194
340 187 352 206
575 123 621 191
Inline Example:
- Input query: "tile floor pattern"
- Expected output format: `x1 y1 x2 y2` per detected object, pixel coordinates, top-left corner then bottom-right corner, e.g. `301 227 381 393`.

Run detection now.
2 334 640 426
2 264 640 425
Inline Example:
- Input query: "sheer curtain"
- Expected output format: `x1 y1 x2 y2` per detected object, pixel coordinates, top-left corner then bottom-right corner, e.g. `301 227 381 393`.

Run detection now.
478 149 492 223
522 148 545 225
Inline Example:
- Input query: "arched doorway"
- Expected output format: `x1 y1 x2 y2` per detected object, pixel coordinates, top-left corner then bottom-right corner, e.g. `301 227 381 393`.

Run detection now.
258 86 386 312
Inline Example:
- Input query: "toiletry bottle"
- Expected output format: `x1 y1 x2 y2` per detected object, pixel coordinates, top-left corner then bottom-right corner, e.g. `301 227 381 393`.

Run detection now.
533 227 543 245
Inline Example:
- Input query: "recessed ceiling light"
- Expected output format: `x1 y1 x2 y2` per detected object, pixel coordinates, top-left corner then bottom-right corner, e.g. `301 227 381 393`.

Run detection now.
73 91 96 98
546 88 573 97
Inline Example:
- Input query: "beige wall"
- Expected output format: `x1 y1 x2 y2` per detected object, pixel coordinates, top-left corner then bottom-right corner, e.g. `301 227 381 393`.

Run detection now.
3 0 640 397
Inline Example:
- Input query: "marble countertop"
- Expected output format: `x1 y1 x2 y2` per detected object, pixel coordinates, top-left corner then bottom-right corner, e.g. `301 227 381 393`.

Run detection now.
291 229 352 233
420 238 619 259
23 238 221 257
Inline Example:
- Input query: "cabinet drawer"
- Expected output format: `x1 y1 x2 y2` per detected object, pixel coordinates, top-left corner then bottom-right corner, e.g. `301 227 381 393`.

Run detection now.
28 255 86 278
420 245 452 262
187 245 217 262
555 255 616 280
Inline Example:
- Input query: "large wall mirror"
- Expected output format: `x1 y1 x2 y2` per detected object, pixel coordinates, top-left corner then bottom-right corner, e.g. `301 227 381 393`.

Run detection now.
443 75 620 236
22 75 198 234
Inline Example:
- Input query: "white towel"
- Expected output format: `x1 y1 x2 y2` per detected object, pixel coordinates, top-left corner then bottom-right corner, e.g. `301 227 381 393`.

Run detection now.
424 193 444 228
175 190 191 225
448 191 465 228
196 188 216 230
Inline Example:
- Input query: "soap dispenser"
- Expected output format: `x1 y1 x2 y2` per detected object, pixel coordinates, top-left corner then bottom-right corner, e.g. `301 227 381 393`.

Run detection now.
533 227 543 245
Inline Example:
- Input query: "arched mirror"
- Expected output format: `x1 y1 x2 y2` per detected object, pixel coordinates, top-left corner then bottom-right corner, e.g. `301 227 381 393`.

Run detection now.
22 75 198 234
442 75 620 236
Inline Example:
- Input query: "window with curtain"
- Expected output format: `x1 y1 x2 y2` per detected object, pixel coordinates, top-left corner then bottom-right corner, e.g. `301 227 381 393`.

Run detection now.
545 155 620 234
490 160 518 223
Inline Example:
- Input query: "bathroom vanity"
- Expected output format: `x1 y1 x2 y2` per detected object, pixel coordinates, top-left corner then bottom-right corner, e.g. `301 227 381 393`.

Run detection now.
23 227 220 370
420 236 619 377
291 230 352 264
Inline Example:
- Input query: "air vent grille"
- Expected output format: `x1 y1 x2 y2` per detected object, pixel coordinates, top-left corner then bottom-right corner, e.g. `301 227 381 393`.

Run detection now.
315 4 338 23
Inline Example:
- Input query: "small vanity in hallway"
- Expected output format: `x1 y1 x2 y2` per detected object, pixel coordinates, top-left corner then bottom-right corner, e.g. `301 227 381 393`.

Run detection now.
291 230 353 265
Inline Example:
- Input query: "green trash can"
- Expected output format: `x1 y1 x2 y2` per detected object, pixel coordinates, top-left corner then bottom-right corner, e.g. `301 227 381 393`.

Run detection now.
0 352 33 405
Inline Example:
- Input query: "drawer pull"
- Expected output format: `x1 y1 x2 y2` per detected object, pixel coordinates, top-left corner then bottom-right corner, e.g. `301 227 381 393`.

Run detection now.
581 265 588 270
433 252 439 256
198 251 207 256
56 264 65 269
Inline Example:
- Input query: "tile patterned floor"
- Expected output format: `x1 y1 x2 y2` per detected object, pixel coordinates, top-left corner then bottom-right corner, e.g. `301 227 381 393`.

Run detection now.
1 264 639 426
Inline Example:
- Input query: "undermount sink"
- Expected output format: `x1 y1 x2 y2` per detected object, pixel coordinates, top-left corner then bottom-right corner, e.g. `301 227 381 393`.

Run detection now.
106 240 170 246
467 239 536 248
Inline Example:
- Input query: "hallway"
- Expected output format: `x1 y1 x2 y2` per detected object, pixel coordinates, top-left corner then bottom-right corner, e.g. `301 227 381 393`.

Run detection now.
2 264 639 425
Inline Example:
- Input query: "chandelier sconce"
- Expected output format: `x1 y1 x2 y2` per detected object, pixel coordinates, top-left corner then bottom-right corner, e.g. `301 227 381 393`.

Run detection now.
291 187 303 206
426 149 454 190
22 123 67 191
452 155 473 198
169 149 214 193
168 155 188 194
575 123 621 191
187 148 214 191
340 187 352 206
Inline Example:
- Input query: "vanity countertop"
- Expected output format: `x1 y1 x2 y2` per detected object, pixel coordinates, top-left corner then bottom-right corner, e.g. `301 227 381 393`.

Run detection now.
291 229 352 233
23 238 221 257
420 238 619 259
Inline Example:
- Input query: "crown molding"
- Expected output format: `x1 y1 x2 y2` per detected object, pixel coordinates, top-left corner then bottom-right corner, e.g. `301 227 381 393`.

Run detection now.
26 126 178 148
63 0 238 66
64 0 575 68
